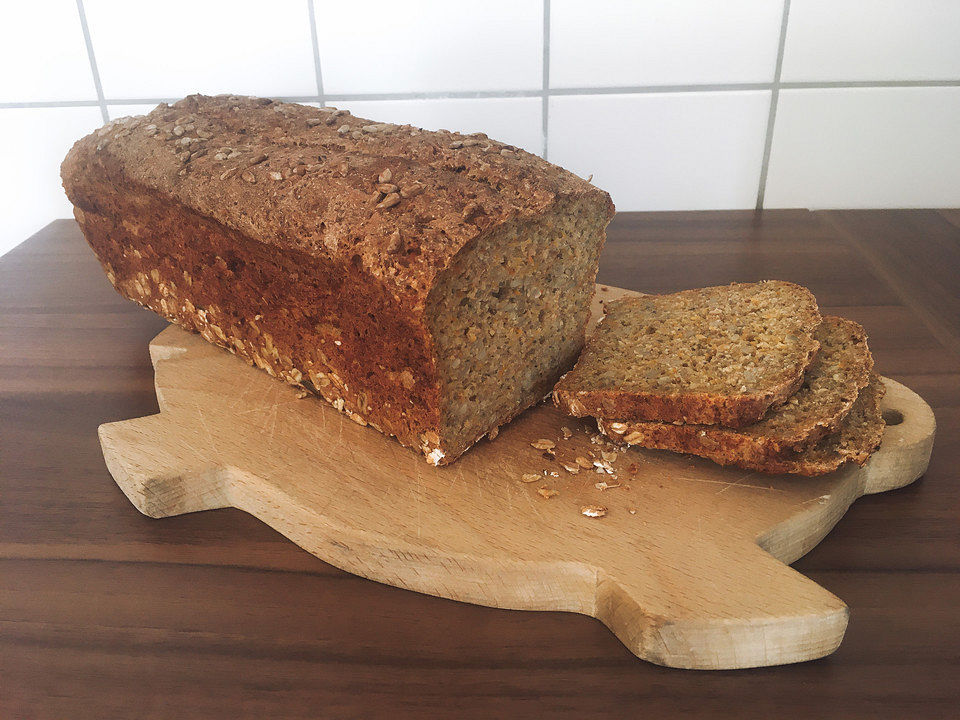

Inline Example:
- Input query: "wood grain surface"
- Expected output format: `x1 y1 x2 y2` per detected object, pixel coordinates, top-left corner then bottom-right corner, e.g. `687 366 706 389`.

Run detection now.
96 292 934 671
2 212 959 717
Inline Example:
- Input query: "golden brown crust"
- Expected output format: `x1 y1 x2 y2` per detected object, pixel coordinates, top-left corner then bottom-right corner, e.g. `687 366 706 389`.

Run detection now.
554 282 822 427
61 94 613 306
601 374 886 476
556 386 785 428
61 94 614 465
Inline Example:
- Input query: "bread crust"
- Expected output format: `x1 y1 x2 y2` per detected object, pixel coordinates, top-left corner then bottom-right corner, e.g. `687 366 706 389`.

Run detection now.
62 95 612 306
601 374 886 477
556 386 798 429
554 282 822 427
61 94 614 464
595 316 873 459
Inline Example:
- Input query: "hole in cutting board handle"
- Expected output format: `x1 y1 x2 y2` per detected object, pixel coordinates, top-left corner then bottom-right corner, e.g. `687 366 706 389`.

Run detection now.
882 409 904 426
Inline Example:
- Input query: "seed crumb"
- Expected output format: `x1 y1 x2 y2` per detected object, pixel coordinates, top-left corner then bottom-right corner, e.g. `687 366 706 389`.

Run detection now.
561 426 572 439
537 486 558 499
575 456 593 469
595 480 622 491
628 508 637 515
296 390 308 399
375 192 401 210
561 463 581 474
530 439 555 450
581 505 607 518
521 473 541 483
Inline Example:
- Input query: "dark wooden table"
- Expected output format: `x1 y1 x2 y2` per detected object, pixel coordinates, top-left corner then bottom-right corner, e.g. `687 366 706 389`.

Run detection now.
2 212 958 719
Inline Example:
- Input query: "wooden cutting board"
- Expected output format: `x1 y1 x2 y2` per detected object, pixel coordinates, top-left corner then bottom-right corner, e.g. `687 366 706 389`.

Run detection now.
98 288 935 670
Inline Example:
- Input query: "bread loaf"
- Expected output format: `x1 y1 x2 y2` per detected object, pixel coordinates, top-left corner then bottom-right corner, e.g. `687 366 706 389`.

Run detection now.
61 94 615 464
554 282 822 427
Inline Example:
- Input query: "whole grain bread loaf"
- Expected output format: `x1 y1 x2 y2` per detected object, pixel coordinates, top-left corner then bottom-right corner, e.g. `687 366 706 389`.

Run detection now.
598 316 875 471
601 375 885 476
554 282 822 427
61 94 615 465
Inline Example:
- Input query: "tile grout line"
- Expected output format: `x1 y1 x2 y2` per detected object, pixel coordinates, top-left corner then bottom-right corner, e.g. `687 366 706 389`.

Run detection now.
755 0 791 212
0 100 103 109
541 0 551 159
548 82 773 95
306 0 326 107
781 79 960 89
74 0 108 123
3 80 960 111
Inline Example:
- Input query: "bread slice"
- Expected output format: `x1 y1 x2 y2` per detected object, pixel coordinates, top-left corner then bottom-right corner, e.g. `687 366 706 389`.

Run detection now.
768 376 886 476
597 316 873 467
554 282 822 427
601 374 886 477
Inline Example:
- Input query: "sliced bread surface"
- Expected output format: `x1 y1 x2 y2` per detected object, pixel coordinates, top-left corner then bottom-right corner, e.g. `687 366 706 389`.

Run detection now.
601 374 886 476
554 281 822 427
597 316 873 466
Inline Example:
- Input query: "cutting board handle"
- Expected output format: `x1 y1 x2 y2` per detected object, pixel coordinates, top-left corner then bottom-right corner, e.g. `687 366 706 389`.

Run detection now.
860 378 936 495
99 414 231 518
599 542 849 669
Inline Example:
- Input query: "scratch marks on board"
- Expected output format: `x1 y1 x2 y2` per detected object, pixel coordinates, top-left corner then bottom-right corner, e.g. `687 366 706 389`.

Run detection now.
193 402 222 461
674 473 784 494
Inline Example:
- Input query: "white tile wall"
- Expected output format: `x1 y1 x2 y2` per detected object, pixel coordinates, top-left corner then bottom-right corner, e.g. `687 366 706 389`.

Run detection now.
1 1 959 256
315 0 543 94
337 98 543 155
782 0 960 81
549 92 771 211
0 1 97 102
551 0 783 87
0 107 105 251
765 87 960 208
83 0 317 98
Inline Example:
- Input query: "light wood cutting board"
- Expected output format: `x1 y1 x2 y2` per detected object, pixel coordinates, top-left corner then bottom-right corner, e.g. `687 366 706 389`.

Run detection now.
98 287 935 670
